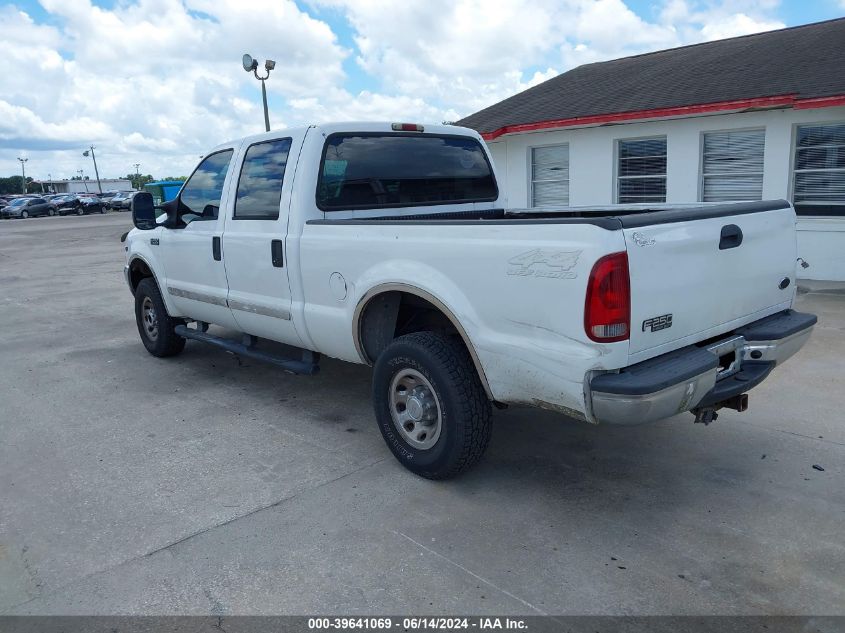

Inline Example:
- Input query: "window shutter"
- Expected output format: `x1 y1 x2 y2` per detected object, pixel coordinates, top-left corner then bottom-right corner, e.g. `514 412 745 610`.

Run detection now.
617 137 666 203
531 144 569 207
702 129 765 202
793 123 845 217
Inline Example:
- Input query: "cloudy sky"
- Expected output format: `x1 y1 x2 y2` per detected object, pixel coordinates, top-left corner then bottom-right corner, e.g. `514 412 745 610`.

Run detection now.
1 0 842 183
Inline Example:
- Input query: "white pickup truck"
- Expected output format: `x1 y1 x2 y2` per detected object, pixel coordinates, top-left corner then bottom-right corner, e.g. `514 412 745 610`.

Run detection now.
123 122 816 479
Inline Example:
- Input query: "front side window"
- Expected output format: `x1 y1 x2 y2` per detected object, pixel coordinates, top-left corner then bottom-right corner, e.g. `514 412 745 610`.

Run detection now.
531 144 569 207
179 150 234 222
234 138 293 220
701 129 765 202
793 123 845 217
317 133 497 211
617 137 667 203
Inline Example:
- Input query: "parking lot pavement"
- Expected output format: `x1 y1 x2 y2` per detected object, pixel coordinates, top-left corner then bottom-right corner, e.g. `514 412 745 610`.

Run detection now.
0 213 842 615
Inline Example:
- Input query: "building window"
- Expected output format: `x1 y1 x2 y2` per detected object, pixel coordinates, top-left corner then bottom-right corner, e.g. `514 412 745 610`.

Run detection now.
701 129 765 202
793 123 845 217
531 144 569 207
617 137 666 203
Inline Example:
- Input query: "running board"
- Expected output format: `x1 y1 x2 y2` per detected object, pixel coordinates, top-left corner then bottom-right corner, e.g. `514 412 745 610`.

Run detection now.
174 325 319 375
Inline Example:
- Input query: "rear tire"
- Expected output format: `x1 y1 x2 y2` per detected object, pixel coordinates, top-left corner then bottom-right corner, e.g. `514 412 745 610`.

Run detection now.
372 332 492 479
134 278 185 357
76 207 83 216
21 211 28 219
48 208 55 216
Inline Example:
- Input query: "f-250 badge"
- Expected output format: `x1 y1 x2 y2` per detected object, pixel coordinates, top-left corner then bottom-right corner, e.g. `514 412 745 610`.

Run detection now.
642 314 673 332
507 249 581 279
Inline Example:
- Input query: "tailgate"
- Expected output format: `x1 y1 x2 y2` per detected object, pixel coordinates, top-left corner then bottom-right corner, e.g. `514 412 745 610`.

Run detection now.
623 204 797 359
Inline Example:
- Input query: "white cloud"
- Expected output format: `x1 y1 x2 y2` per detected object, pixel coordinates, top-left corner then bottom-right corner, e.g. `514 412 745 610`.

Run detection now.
0 0 800 183
1 0 349 180
316 0 787 118
315 0 569 116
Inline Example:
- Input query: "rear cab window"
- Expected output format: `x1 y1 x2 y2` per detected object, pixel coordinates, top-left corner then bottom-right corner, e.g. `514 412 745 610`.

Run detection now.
316 133 498 211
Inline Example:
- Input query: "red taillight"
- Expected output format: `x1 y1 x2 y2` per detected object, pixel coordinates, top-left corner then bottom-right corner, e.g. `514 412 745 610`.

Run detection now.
391 123 425 132
584 252 630 343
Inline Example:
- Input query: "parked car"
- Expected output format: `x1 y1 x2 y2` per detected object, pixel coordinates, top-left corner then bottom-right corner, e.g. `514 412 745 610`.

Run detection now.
52 194 82 215
77 194 107 214
107 191 135 210
123 122 817 479
98 191 119 206
1 196 54 218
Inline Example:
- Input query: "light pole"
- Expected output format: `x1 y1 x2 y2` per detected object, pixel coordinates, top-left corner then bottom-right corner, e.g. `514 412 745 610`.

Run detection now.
242 53 275 132
82 146 103 193
48 173 52 193
17 157 28 193
133 163 141 190
78 169 89 193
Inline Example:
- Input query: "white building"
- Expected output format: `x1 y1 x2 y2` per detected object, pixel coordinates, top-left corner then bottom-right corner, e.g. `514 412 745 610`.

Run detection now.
38 178 133 194
458 19 845 281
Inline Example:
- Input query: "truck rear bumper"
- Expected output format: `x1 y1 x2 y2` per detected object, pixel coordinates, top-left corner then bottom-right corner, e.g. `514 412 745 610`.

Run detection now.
589 310 817 425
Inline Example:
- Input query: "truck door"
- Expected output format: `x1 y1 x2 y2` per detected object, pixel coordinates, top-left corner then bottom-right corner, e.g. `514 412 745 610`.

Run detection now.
159 149 241 330
222 133 305 346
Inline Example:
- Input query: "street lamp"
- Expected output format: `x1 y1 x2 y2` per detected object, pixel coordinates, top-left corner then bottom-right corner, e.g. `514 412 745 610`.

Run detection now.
82 146 103 193
133 163 141 191
242 53 275 132
17 157 28 194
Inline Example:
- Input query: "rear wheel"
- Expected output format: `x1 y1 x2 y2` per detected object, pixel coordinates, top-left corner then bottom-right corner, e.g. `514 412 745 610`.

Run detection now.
48 208 55 216
372 332 492 479
134 278 185 357
100 206 106 214
21 210 28 219
76 207 83 216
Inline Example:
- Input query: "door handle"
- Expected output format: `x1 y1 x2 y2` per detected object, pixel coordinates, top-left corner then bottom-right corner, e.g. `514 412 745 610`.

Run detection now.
212 236 222 261
719 224 743 250
271 239 284 268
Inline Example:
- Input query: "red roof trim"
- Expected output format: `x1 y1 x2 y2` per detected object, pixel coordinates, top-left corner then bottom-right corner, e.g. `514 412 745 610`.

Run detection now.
480 93 845 140
794 94 845 109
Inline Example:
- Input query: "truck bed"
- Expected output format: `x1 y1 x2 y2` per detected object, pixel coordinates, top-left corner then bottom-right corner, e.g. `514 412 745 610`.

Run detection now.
308 200 791 230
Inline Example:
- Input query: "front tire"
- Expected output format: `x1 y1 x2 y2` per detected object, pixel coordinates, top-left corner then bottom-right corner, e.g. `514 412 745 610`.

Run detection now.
372 332 492 479
134 278 185 357
21 211 28 219
76 207 83 216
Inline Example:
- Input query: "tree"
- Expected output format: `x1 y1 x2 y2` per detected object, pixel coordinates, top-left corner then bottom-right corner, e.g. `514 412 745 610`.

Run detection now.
125 173 155 190
0 176 37 194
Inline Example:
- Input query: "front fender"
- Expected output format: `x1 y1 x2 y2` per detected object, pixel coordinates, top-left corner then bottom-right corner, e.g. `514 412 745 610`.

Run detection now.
125 229 177 315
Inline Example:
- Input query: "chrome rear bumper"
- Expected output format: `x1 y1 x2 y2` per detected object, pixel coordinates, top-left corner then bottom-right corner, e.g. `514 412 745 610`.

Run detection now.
589 310 816 425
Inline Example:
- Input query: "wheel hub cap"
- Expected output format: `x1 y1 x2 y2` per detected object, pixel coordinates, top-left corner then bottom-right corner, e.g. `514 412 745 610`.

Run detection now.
389 369 442 450
141 297 159 341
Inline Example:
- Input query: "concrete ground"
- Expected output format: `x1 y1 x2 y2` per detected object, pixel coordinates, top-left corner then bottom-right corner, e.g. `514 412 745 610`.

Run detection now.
0 214 842 616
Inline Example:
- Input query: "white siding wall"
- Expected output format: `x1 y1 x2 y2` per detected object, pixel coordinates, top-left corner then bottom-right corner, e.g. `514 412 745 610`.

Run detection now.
485 105 845 281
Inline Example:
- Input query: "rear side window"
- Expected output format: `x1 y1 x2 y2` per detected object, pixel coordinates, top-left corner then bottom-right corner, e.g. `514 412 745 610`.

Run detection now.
316 133 498 211
234 138 293 220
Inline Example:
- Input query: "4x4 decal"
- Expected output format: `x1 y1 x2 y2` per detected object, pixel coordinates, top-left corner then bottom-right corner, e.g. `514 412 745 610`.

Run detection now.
507 249 581 280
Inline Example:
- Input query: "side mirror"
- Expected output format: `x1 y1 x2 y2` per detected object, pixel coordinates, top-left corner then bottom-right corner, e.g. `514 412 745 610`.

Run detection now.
131 192 157 230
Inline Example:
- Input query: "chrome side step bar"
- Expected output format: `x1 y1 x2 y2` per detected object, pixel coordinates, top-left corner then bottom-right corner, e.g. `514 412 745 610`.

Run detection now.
174 324 320 375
